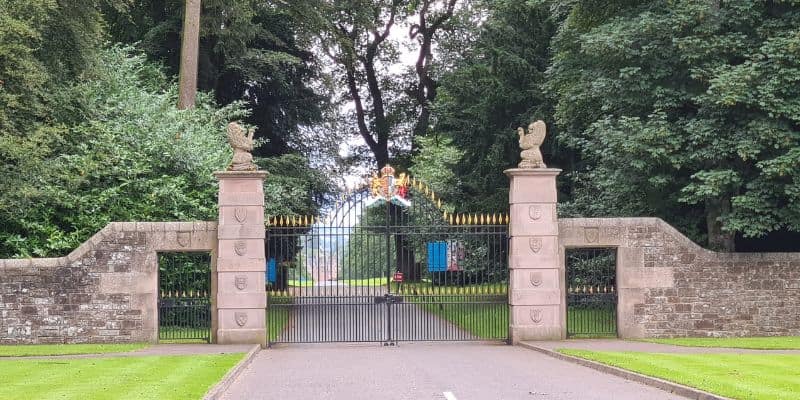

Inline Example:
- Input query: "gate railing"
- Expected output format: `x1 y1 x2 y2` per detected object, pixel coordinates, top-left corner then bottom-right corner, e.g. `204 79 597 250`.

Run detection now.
265 204 510 344
565 248 618 337
157 252 212 343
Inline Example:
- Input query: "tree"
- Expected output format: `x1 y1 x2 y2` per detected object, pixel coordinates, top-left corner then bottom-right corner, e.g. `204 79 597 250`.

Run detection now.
548 0 800 250
105 0 325 157
177 0 202 109
289 0 465 169
422 0 559 212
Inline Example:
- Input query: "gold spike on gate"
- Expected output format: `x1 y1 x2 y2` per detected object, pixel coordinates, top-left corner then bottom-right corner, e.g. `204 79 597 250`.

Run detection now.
437 199 442 209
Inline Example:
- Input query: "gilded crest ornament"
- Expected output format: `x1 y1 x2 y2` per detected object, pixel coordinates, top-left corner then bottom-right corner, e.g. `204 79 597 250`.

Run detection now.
529 237 543 253
235 312 248 327
530 308 544 324
584 227 600 244
529 272 543 287
234 207 247 224
234 240 247 256
516 120 547 169
234 275 247 291
176 232 191 248
528 205 543 221
368 165 410 207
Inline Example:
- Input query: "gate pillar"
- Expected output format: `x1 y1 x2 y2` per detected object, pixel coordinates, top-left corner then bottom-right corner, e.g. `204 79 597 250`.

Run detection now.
505 168 563 343
213 171 268 346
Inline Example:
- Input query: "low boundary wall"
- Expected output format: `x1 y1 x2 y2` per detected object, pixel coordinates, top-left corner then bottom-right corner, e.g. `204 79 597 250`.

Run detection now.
0 222 217 344
560 218 800 338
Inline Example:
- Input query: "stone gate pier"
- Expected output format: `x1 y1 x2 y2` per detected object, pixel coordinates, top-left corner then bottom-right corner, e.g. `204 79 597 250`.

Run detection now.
213 171 268 346
505 168 563 342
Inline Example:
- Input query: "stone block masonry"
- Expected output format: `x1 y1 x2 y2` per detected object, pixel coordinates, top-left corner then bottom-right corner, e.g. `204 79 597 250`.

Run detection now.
0 222 217 344
560 218 800 338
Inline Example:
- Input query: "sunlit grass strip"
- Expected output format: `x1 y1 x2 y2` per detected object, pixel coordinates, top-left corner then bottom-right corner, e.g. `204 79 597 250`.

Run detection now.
559 349 800 400
268 306 291 342
0 353 244 400
567 307 616 338
0 343 148 357
642 336 800 350
417 299 508 339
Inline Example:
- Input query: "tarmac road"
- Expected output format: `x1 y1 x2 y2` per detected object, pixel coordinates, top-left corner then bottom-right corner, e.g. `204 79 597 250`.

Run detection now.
220 342 686 400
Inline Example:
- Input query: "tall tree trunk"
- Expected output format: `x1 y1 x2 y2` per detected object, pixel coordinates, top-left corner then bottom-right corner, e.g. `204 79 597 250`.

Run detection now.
706 197 736 251
177 0 201 110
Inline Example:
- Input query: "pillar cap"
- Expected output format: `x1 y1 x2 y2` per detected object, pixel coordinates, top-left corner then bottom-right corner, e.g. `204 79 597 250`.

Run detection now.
504 168 562 177
213 171 268 181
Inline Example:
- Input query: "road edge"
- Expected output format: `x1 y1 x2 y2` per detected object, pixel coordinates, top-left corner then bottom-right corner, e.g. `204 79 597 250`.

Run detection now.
518 342 730 400
203 344 261 400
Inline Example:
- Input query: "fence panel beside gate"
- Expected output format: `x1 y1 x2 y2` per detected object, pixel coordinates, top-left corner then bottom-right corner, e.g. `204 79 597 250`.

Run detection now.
266 167 509 344
158 252 212 343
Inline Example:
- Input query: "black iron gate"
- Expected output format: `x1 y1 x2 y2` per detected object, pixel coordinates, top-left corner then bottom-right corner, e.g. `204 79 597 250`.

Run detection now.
266 167 509 344
158 252 212 343
565 248 617 337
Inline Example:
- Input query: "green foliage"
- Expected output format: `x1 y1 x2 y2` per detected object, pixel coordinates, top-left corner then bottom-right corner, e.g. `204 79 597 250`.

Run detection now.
105 0 324 157
549 0 800 246
0 47 240 258
425 0 558 212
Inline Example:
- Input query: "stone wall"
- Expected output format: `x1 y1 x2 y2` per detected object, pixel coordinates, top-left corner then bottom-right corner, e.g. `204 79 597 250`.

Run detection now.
560 218 800 338
0 222 217 344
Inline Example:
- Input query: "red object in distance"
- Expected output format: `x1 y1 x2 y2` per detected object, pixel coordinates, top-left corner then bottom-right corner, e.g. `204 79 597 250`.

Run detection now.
393 271 404 283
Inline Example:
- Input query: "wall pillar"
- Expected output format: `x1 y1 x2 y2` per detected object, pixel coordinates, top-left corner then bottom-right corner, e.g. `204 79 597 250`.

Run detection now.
213 171 268 346
505 168 563 343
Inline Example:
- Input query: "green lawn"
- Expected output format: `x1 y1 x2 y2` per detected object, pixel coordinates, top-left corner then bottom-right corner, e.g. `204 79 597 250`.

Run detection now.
268 306 291 342
0 353 244 400
159 326 210 344
643 336 800 350
418 300 508 339
286 279 314 287
560 349 800 400
567 306 617 338
394 281 508 295
0 343 148 357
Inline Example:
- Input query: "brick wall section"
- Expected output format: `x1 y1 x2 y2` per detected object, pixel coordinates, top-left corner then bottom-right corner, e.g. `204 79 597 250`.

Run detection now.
0 222 217 344
560 218 800 338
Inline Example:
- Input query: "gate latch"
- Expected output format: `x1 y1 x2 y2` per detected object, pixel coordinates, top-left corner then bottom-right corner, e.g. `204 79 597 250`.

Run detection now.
374 294 404 304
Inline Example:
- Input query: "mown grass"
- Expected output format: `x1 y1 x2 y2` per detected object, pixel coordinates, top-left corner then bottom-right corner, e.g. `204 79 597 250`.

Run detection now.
559 349 800 400
643 336 800 350
0 353 244 400
159 326 210 344
0 343 148 357
268 306 291 342
567 307 617 338
420 301 508 339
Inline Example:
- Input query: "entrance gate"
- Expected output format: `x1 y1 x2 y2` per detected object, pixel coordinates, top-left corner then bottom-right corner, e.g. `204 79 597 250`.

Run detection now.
157 252 212 342
266 166 509 344
565 248 618 337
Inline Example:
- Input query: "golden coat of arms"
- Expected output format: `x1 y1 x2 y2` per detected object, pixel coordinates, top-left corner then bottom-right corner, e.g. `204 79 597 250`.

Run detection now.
368 165 410 206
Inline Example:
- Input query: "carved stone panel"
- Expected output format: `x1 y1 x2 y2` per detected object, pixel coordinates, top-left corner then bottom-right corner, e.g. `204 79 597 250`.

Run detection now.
234 240 247 256
529 237 543 253
234 275 247 290
530 308 543 324
176 231 191 248
234 207 248 224
235 312 248 327
584 227 600 243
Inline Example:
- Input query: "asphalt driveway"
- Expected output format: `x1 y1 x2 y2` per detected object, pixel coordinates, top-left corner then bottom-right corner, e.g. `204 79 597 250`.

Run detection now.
220 342 686 400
